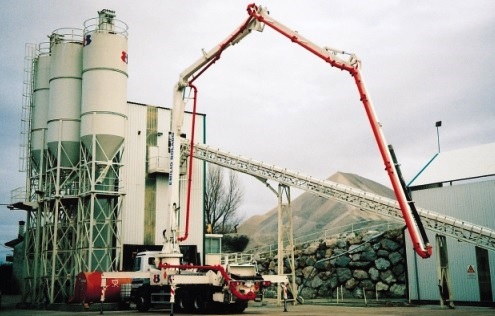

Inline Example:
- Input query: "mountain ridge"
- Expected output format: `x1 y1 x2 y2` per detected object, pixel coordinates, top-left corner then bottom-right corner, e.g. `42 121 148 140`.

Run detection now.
237 171 396 248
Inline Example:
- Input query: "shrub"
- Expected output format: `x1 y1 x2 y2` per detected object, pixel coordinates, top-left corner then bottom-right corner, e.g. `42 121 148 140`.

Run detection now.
223 235 250 253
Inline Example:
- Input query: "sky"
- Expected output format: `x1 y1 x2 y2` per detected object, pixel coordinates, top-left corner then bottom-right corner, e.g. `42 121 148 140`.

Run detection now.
1 0 494 262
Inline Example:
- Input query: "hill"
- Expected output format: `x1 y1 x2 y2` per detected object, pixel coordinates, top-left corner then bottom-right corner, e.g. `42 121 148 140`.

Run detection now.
237 171 397 248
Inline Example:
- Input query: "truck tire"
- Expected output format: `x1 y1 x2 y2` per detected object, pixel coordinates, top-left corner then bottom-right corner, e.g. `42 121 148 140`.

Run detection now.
176 290 192 313
193 293 207 313
135 289 151 312
229 301 247 313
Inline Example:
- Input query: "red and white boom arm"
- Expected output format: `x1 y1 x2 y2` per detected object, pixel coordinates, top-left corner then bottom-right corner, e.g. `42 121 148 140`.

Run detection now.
247 4 431 258
168 3 432 258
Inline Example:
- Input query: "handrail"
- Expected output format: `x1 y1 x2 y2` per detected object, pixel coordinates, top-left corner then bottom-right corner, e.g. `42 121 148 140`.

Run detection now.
243 221 401 258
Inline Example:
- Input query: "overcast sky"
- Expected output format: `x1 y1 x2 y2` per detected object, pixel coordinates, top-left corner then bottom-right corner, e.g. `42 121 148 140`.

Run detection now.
1 0 494 261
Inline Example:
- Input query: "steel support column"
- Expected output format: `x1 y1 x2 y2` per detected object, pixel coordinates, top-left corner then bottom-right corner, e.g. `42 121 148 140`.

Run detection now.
277 184 296 306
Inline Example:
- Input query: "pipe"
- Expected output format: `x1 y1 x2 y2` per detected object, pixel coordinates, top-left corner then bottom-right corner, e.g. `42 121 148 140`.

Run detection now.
352 70 431 258
177 13 260 241
177 84 198 242
187 14 257 86
246 3 356 73
247 3 431 258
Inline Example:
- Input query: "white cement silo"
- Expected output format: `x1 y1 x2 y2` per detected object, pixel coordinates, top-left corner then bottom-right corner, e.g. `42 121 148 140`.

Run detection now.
31 43 51 169
46 29 83 167
81 9 128 162
78 9 128 272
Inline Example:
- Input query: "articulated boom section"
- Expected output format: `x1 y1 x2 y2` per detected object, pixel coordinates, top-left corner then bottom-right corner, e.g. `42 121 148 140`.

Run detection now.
245 3 431 257
183 142 495 253
171 3 432 258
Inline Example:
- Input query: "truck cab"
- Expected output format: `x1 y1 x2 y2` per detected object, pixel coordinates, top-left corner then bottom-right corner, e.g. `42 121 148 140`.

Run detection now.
133 251 161 272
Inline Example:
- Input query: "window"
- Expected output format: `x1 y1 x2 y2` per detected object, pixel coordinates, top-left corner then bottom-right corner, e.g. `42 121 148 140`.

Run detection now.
133 257 141 272
205 236 221 254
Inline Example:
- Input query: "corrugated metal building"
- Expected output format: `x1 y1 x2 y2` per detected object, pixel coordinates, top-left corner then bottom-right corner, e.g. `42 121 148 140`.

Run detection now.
406 142 495 304
122 102 206 270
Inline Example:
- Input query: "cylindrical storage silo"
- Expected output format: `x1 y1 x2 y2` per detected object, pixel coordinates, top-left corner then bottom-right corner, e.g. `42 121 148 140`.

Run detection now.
81 9 128 162
46 29 83 167
30 43 51 170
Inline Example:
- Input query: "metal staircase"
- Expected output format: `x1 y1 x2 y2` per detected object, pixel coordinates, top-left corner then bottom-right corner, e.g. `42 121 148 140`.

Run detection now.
183 141 495 252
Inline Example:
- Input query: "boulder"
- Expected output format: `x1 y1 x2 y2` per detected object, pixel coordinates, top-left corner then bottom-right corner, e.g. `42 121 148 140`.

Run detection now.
336 268 352 283
380 239 400 251
300 287 316 299
392 263 404 276
310 274 324 288
304 243 319 255
324 238 338 248
353 269 369 280
390 283 406 297
345 277 358 290
360 249 377 261
376 281 389 291
375 258 391 271
336 239 347 249
334 255 351 267
389 251 402 265
379 270 397 284
368 267 380 281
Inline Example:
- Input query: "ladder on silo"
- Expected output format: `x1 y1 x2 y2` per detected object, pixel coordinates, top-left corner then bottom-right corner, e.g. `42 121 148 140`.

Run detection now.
183 141 495 252
19 43 36 174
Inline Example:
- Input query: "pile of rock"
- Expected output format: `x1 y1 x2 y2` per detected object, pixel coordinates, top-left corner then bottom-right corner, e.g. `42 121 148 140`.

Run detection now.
257 228 407 300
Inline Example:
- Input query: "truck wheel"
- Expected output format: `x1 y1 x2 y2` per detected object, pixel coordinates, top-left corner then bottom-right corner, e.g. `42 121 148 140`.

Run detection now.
193 293 207 313
229 301 247 313
135 289 151 312
176 290 192 313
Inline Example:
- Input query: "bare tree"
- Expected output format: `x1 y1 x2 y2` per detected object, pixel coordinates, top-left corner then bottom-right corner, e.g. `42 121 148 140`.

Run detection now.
204 164 244 234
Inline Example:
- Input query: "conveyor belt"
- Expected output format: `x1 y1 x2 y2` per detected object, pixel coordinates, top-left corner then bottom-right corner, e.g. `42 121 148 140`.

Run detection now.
183 142 495 252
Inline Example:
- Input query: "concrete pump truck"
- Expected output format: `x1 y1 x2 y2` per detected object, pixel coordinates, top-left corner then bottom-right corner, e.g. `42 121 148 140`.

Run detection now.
100 3 431 314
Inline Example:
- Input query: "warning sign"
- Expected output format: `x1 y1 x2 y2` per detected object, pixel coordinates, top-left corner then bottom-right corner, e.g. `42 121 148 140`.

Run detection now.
467 265 475 273
467 265 476 279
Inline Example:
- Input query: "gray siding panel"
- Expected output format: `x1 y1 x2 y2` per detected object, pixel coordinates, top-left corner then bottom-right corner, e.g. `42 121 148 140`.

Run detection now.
491 251 495 302
407 180 495 302
406 231 481 302
122 103 205 252
414 181 495 230
406 230 439 301
446 240 480 302
152 107 205 256
122 103 148 245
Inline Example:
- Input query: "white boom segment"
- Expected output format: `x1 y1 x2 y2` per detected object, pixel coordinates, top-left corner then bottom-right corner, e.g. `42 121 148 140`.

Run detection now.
183 141 495 252
166 5 267 253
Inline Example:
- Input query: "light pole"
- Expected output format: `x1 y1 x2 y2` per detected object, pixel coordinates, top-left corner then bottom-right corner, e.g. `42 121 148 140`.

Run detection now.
435 121 442 153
